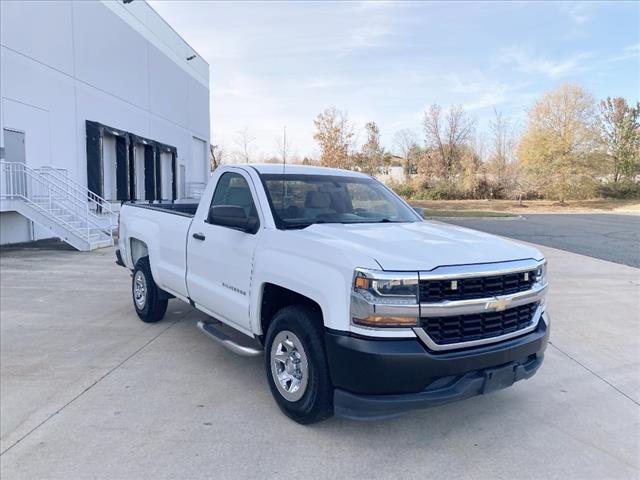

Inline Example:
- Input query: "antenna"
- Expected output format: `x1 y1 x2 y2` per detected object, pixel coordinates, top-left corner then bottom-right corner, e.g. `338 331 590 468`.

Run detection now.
282 126 286 212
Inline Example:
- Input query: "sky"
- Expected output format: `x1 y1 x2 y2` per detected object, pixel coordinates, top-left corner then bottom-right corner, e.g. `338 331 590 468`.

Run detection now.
149 0 640 161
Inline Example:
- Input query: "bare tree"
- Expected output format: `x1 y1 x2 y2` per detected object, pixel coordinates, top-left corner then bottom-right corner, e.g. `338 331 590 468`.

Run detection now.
487 109 518 186
393 129 419 182
235 127 255 164
423 104 475 178
274 126 291 165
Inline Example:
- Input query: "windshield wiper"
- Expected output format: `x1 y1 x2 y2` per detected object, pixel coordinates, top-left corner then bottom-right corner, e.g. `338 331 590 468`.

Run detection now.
282 220 326 230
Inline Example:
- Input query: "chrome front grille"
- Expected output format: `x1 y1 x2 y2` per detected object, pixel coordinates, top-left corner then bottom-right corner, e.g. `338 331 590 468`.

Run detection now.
414 259 548 351
421 303 538 346
419 270 536 302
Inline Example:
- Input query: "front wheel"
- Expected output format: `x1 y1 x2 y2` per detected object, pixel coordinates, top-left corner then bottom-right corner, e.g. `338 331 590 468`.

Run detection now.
264 305 333 424
132 258 168 323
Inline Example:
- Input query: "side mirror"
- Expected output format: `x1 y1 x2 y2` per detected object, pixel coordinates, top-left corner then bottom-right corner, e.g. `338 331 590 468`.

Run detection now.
207 205 259 234
413 207 424 218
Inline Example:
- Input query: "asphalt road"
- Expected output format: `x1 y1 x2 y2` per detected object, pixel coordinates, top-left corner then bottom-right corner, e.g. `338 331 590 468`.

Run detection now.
438 214 640 268
1 246 638 479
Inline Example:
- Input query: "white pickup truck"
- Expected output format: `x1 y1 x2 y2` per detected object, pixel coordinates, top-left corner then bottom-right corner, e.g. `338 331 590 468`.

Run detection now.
116 164 549 423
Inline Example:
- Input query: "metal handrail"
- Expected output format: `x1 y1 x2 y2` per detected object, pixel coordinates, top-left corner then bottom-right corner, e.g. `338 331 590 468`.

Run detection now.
0 161 113 245
37 166 116 219
35 166 117 226
18 170 106 219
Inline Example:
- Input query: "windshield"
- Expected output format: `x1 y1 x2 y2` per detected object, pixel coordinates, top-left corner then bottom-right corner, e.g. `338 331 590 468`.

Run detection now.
259 173 420 229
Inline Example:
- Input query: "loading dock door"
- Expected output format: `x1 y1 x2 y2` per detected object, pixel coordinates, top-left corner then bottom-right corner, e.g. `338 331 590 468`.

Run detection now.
86 121 176 203
159 151 173 200
102 136 117 201
133 144 145 200
192 137 207 180
179 164 186 200
85 121 130 201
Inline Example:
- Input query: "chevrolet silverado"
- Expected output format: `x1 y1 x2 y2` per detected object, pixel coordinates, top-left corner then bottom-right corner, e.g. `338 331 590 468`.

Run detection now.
116 164 549 424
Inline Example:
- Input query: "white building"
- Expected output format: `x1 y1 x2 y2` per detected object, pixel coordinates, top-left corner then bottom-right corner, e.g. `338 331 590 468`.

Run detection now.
0 0 210 249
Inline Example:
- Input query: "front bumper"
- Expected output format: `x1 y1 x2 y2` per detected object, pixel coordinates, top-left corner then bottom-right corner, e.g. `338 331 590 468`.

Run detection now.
325 316 549 420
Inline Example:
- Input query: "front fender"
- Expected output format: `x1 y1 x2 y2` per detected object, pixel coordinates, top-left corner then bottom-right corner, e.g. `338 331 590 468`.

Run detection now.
250 232 379 334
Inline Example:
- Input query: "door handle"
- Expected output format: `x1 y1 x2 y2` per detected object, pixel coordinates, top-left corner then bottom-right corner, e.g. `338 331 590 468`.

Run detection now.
192 232 206 241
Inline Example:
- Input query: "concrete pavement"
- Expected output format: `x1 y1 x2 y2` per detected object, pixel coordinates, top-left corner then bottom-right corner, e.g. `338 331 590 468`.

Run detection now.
1 245 639 479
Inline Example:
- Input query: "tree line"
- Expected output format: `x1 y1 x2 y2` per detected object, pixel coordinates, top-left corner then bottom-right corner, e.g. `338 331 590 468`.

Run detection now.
213 83 639 201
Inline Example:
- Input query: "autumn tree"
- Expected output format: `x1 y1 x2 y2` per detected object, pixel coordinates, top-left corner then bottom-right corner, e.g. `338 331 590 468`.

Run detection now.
518 83 599 202
423 104 475 179
313 107 354 169
354 121 392 175
210 143 225 172
599 97 640 183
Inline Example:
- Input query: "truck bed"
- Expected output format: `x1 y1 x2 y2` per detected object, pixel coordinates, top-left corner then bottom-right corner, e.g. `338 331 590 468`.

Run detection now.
124 202 199 217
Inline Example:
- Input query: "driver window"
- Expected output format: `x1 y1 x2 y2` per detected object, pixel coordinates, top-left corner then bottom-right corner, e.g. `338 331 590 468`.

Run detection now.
210 172 259 220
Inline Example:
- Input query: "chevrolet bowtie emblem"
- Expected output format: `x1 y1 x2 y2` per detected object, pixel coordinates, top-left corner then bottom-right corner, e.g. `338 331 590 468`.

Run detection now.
486 297 512 311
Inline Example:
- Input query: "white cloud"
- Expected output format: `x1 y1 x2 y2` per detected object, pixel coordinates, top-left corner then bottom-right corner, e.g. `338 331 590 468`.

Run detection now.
442 73 530 111
607 43 640 63
346 24 390 49
464 92 509 111
568 3 590 24
497 47 591 78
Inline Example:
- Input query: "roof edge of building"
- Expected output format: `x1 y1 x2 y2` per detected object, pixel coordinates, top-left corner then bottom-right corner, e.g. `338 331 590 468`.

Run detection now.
101 0 209 88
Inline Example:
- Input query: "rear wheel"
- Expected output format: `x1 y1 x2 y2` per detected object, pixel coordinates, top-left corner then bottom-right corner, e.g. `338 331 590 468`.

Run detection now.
132 258 168 323
264 305 333 424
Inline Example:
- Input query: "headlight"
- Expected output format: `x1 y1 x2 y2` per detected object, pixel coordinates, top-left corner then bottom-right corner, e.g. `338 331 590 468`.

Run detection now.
351 269 419 328
533 261 547 285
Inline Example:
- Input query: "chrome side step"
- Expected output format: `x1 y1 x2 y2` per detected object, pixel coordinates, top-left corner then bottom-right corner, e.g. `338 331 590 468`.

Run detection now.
196 320 263 357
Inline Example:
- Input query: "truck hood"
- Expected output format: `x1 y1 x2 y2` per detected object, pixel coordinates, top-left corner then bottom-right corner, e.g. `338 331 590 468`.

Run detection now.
294 221 543 271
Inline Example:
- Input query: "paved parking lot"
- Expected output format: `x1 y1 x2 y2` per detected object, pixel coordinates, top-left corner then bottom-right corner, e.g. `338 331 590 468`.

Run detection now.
439 213 640 268
1 243 639 479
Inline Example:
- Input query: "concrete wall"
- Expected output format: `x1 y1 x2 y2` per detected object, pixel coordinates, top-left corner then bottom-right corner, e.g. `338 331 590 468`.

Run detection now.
0 212 31 244
0 0 210 243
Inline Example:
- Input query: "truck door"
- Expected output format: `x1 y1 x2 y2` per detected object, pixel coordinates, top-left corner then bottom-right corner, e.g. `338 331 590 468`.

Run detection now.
186 170 262 333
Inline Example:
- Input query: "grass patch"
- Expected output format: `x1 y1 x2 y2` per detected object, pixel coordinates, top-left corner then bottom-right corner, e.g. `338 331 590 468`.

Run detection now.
409 198 640 214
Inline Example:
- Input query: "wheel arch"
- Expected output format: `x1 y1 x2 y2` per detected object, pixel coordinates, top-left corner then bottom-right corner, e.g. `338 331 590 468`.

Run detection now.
259 283 324 338
129 237 149 267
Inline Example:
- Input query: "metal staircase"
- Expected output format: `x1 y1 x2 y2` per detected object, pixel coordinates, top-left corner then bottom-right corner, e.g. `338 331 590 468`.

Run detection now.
0 161 116 251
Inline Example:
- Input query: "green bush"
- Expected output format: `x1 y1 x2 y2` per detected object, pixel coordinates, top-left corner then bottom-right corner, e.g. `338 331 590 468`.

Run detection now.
388 181 416 199
413 180 463 200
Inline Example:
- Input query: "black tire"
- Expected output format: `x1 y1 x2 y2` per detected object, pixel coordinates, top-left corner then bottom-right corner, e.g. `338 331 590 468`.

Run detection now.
264 305 333 424
132 257 168 323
